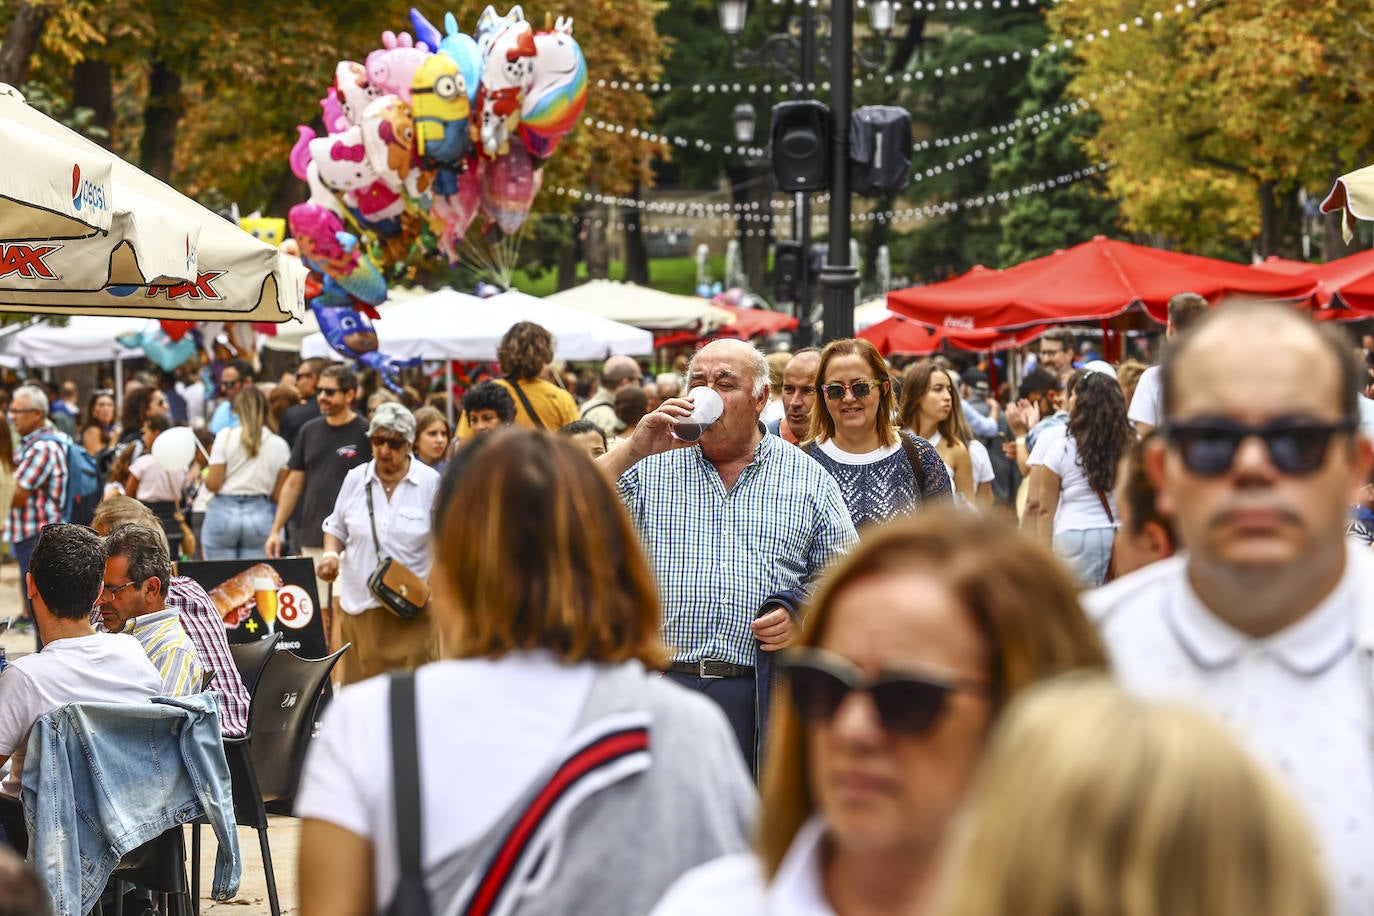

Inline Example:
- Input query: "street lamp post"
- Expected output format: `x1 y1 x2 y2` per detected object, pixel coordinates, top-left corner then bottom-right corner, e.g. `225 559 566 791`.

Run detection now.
719 1 896 344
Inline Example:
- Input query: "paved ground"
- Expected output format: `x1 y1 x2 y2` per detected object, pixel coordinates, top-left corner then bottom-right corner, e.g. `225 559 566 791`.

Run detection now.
0 558 303 915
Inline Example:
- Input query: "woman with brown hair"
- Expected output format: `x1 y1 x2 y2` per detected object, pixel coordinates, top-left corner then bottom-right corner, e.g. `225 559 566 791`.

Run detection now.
901 362 976 502
653 511 1105 914
411 406 451 470
296 428 754 916
803 338 951 527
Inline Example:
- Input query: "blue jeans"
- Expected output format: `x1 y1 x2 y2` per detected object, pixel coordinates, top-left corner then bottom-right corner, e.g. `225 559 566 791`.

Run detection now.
1053 526 1116 588
201 494 274 560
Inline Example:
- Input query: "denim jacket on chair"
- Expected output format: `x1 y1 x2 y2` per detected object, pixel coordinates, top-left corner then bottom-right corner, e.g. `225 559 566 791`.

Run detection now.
20 692 241 916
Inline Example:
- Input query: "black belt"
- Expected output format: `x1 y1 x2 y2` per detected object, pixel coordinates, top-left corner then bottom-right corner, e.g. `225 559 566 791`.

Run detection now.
667 659 755 679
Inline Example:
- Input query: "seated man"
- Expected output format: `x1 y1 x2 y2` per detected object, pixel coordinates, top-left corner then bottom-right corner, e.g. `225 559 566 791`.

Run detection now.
98 524 204 698
0 525 161 800
92 498 250 737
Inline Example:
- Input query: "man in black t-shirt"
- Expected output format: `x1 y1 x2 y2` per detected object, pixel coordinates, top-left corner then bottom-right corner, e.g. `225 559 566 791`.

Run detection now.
266 365 370 648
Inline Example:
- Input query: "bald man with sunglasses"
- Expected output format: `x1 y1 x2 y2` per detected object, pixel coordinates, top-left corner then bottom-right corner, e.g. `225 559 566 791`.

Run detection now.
1084 301 1374 914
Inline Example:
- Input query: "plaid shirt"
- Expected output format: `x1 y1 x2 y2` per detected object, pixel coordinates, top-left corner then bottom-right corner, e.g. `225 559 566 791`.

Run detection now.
7 428 67 542
618 432 857 667
167 577 250 738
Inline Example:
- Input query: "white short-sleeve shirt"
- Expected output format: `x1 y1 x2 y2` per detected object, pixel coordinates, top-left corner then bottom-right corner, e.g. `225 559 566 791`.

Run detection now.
1027 425 1116 532
1084 550 1374 915
1127 365 1162 428
967 438 995 485
208 427 290 497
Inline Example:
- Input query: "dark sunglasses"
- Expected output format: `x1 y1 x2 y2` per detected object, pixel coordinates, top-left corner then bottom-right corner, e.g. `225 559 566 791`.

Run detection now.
1161 415 1358 477
823 379 882 401
782 647 985 736
316 386 345 396
370 436 408 451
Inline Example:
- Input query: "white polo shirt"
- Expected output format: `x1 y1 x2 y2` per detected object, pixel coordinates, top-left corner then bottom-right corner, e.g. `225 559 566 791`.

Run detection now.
1085 549 1374 915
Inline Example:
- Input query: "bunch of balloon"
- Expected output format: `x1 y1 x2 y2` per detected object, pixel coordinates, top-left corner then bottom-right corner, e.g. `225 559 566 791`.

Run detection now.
285 4 587 384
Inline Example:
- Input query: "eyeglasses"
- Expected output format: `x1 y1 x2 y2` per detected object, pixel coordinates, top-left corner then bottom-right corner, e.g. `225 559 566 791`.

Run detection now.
100 579 142 598
822 379 883 401
220 378 241 390
316 386 345 397
370 436 408 451
5 407 40 415
782 647 987 736
1161 415 1359 477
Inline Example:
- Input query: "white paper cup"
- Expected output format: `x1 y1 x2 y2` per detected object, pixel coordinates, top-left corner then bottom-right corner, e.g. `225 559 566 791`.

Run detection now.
671 387 725 443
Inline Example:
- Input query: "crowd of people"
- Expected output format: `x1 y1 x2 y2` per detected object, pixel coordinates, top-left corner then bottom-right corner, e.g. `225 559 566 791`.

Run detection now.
0 292 1370 915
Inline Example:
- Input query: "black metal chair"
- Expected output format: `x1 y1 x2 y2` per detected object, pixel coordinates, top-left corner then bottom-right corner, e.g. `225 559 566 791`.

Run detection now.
227 632 281 697
97 825 191 916
190 644 349 916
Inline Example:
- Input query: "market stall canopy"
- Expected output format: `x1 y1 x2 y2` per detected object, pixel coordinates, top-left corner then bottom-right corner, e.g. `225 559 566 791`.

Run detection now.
0 315 144 367
712 304 799 339
859 312 1048 356
299 288 653 362
261 286 433 353
1 98 201 292
1319 163 1374 243
540 280 735 332
887 237 1316 332
0 84 305 323
1254 250 1374 316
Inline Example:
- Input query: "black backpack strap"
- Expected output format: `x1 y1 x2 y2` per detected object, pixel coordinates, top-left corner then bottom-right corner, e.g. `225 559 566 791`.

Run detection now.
501 377 546 430
387 671 432 916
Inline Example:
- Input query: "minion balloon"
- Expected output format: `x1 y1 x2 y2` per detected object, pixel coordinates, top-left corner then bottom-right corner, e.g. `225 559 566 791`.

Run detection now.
412 53 471 171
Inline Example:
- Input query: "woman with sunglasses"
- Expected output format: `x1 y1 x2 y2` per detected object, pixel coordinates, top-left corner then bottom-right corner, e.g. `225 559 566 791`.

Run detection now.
318 402 441 684
1027 368 1133 586
652 511 1105 915
803 339 952 528
900 363 976 503
202 387 290 560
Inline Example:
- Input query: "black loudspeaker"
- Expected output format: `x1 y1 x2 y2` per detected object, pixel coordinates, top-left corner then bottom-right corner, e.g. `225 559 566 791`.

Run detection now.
850 105 913 194
773 240 805 303
771 101 831 192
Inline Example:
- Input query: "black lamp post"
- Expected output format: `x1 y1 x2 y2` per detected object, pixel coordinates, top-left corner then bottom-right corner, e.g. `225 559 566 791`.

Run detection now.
718 1 897 344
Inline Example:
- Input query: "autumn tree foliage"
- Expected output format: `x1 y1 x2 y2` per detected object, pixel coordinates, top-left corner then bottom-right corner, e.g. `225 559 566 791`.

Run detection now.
1047 0 1374 258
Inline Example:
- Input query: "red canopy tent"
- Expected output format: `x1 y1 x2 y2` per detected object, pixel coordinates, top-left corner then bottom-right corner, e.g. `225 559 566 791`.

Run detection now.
859 314 1048 356
711 304 799 339
887 236 1317 332
1253 251 1374 320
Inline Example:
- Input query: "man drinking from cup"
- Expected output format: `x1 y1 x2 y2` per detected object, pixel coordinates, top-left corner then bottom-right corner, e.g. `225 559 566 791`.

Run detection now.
598 339 857 772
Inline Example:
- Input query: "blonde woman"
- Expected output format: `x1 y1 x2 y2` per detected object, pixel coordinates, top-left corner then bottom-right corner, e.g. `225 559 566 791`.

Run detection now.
934 674 1327 916
900 363 975 502
202 387 290 559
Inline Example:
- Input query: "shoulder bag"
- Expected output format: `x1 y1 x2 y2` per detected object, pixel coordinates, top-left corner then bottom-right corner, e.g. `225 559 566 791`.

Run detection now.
501 376 546 430
366 467 430 620
1094 487 1120 583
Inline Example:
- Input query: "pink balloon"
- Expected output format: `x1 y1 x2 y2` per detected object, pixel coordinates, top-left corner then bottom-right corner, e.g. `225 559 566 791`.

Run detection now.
431 166 483 263
480 140 542 235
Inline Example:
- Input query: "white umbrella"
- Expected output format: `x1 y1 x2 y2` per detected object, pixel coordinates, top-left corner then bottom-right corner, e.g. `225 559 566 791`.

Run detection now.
0 315 144 366
0 85 304 322
541 280 735 332
298 288 654 361
2 110 201 292
1320 162 1374 244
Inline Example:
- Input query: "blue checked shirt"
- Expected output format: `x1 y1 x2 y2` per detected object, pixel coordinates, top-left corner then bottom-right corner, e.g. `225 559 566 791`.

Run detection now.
618 432 858 667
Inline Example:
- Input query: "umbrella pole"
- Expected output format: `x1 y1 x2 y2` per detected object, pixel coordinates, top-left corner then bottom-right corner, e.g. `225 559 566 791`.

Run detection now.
445 360 455 430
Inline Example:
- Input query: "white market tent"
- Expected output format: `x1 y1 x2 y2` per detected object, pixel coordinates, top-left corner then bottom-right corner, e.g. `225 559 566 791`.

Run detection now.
261 286 433 354
540 280 735 332
297 288 653 362
0 316 144 367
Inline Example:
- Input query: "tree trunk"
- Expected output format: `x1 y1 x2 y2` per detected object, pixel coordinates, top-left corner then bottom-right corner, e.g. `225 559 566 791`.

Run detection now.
624 182 649 285
1257 181 1302 260
71 59 114 148
727 162 770 292
584 204 610 279
139 57 184 182
863 193 894 283
0 2 53 88
557 237 577 290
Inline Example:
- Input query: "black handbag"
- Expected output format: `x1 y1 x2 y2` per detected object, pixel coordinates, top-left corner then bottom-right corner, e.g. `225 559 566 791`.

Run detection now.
366 471 429 620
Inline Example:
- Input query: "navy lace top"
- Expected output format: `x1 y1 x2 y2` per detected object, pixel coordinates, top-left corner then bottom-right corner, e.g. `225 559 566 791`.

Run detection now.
806 432 953 528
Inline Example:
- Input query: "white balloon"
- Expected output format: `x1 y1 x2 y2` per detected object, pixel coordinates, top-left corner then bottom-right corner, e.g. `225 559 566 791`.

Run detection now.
152 426 198 471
